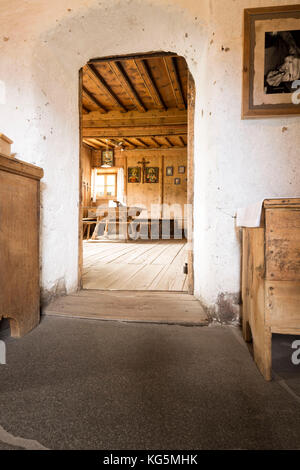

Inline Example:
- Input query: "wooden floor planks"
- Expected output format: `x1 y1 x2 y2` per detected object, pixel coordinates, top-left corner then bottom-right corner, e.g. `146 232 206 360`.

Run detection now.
44 290 208 326
82 240 188 291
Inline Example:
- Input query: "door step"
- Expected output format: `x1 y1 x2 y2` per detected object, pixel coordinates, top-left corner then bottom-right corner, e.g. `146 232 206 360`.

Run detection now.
43 290 209 326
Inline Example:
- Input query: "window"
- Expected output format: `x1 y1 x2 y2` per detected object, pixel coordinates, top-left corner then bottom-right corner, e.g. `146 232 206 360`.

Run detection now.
95 172 117 198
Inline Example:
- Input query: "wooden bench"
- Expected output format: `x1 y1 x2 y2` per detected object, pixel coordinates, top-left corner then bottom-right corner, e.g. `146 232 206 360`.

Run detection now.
83 218 97 240
91 206 142 241
242 198 300 380
0 151 43 337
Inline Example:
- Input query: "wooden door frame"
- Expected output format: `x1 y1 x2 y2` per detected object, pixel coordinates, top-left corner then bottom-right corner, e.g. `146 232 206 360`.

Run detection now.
78 54 195 294
187 71 195 295
78 67 84 289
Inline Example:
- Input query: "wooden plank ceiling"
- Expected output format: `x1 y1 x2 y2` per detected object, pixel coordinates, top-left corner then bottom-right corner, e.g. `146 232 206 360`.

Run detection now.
81 53 188 150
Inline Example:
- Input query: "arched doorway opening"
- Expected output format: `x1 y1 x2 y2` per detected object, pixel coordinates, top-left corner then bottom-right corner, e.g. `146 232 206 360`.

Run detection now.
78 52 195 297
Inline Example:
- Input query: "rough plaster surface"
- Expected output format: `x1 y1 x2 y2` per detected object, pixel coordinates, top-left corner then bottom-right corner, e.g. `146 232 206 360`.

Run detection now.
0 0 299 319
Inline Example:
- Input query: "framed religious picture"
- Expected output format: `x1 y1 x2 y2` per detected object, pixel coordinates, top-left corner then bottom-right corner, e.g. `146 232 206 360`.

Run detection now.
128 167 141 183
166 166 173 176
242 6 300 119
145 167 159 183
101 149 114 167
174 178 181 185
178 165 185 174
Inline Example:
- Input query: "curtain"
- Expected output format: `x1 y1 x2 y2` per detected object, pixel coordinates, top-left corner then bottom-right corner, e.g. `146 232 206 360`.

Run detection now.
117 168 125 205
91 168 97 203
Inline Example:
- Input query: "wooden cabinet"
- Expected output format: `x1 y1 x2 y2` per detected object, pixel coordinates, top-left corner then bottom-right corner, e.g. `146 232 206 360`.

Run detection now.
0 153 43 337
242 199 300 381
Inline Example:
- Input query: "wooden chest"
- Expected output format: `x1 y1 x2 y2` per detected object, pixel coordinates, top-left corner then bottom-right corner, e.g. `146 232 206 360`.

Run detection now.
0 133 13 156
242 198 300 380
0 153 43 337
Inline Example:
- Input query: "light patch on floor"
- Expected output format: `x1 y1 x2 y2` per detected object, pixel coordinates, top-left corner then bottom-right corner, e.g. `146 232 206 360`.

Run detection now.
82 240 188 291
0 424 48 450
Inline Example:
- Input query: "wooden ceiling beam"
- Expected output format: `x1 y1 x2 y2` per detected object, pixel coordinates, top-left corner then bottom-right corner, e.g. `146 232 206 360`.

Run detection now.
134 59 167 110
123 138 137 149
163 57 186 110
109 61 147 113
86 64 127 112
133 138 149 148
82 104 90 113
89 138 106 148
82 109 187 130
82 87 107 113
82 124 187 138
180 135 187 145
164 137 174 147
83 108 187 121
104 138 121 148
122 145 187 151
88 52 177 64
98 138 114 149
178 136 186 147
149 137 161 148
82 138 102 149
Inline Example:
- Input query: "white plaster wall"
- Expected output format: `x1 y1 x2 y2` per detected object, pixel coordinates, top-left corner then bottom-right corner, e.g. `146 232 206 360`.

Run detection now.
193 0 300 314
0 0 299 313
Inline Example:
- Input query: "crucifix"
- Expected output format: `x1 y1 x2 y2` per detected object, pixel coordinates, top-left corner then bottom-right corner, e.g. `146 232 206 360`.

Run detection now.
137 157 150 184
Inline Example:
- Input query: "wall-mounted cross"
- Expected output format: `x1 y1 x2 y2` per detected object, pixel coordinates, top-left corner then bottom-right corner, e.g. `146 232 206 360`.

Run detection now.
137 157 151 184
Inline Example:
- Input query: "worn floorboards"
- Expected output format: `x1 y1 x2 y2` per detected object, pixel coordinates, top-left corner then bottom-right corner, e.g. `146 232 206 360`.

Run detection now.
83 240 188 291
44 290 208 326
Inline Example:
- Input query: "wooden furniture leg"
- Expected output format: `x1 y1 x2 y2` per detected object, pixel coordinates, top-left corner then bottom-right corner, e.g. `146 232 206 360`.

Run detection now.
92 218 104 240
242 229 252 343
126 217 133 242
91 221 99 240
104 219 109 238
125 221 129 242
242 227 272 380
242 319 252 343
253 328 272 381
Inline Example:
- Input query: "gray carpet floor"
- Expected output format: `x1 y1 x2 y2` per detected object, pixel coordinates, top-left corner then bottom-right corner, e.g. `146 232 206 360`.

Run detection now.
0 315 299 450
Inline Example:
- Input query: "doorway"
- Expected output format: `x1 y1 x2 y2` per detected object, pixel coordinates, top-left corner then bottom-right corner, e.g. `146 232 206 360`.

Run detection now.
78 52 194 293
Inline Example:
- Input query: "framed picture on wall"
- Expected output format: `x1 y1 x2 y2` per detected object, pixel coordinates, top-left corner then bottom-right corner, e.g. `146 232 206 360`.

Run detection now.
128 167 141 183
145 167 159 183
178 166 185 174
166 166 173 176
174 178 181 185
242 5 300 118
101 149 114 167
